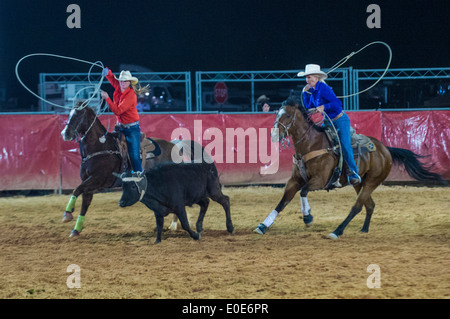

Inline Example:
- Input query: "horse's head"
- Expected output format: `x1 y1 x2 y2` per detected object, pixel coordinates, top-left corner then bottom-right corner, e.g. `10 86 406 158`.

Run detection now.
114 171 147 207
271 99 299 143
61 102 96 141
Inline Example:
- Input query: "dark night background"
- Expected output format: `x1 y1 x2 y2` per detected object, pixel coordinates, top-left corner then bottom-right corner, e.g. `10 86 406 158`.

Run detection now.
0 0 449 109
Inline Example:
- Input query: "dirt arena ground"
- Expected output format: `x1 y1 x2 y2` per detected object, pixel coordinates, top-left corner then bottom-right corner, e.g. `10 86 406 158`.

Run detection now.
0 185 449 299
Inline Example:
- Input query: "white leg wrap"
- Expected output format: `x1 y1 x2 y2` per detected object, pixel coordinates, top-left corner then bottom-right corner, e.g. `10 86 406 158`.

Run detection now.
262 210 278 228
300 197 311 216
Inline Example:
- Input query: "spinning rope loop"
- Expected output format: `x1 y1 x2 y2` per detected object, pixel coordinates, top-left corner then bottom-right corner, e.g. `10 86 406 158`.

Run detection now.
15 53 106 112
16 53 114 141
327 41 392 99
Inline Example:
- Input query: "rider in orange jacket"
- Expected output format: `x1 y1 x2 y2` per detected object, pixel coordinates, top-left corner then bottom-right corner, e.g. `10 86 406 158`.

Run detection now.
101 68 148 173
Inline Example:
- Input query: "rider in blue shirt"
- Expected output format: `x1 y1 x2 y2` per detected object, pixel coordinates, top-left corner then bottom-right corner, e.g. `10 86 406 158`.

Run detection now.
299 64 361 185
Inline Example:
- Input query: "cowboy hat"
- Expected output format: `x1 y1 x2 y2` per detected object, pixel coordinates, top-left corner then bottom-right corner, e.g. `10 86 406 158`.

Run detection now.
297 64 328 79
256 94 270 105
116 70 139 85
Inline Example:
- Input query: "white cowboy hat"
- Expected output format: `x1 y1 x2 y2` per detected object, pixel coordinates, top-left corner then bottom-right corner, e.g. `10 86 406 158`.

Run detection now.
297 64 328 79
116 70 139 85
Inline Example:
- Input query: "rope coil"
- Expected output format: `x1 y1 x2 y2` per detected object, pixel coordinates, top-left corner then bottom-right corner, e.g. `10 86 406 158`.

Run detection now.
15 53 106 112
328 41 392 99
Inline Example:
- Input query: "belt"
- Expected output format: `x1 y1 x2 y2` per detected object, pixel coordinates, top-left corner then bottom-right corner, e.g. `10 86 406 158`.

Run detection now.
332 112 344 121
116 121 139 129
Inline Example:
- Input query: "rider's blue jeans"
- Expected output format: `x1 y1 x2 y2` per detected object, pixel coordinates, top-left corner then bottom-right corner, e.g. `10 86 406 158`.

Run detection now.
116 124 143 172
333 113 358 176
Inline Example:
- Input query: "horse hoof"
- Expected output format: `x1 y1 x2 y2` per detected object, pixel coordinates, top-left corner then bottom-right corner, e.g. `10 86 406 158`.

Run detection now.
69 230 80 238
303 214 314 227
254 223 267 235
62 212 73 223
328 233 339 240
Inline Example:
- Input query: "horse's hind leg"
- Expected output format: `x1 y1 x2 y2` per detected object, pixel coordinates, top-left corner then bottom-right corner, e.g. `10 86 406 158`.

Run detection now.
329 184 376 239
361 196 375 233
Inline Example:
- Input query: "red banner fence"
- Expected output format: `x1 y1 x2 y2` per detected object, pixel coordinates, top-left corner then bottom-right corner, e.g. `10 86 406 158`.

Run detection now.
1 111 449 191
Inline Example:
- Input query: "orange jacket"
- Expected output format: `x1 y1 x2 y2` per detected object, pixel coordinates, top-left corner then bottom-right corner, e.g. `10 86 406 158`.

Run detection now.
105 69 139 124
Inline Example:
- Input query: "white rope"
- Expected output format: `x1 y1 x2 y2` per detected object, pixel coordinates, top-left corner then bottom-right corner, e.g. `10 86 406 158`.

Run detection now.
327 41 392 99
15 53 106 111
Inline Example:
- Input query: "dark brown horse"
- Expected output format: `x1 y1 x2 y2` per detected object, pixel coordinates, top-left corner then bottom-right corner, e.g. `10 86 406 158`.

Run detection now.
257 98 445 239
60 105 190 237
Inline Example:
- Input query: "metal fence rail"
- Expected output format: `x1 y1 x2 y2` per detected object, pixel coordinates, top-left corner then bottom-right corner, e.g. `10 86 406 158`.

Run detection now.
195 68 351 111
37 67 450 113
39 71 192 112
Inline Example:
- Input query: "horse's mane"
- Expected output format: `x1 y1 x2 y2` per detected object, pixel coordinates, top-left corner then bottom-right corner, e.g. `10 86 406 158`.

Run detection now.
284 97 326 132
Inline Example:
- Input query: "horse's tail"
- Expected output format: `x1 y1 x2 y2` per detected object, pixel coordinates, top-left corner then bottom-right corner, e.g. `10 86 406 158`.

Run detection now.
387 147 447 184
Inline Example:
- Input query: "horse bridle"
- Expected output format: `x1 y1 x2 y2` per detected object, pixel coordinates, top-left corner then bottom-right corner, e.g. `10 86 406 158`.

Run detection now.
64 121 82 143
65 109 98 142
274 105 297 147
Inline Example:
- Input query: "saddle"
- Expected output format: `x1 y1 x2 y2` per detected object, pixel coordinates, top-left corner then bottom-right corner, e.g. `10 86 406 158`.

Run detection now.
108 132 163 173
140 132 161 168
324 126 377 189
349 127 376 154
293 126 377 190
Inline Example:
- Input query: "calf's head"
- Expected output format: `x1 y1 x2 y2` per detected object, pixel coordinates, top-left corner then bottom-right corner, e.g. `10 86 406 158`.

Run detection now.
114 171 147 207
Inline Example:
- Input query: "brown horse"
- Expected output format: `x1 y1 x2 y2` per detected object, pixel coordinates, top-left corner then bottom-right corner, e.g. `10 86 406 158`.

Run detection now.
60 105 191 237
256 98 445 239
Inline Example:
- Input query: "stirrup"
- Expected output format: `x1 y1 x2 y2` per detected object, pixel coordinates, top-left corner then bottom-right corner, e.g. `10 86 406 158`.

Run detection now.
332 180 343 188
348 174 361 185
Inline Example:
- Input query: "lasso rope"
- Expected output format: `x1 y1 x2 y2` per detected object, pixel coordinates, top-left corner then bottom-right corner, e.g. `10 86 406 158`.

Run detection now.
327 41 392 99
16 53 114 142
15 53 106 112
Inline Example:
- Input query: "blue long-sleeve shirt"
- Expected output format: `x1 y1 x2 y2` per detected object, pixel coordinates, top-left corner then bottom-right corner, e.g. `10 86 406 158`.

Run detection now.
302 81 343 120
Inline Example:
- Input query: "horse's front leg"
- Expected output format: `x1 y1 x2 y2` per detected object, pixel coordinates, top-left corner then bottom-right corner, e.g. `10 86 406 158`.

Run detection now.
62 194 78 223
70 192 94 238
254 176 305 234
299 187 313 227
62 177 93 223
62 175 97 238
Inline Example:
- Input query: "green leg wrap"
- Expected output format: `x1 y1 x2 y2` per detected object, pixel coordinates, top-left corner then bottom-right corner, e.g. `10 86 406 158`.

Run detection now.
74 215 85 232
65 195 77 212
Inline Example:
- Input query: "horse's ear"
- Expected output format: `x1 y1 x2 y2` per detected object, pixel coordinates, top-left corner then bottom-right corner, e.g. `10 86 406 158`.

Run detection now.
75 100 88 108
284 97 297 107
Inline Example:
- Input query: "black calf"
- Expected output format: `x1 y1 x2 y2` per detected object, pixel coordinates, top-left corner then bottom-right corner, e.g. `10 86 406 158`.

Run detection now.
116 163 234 244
